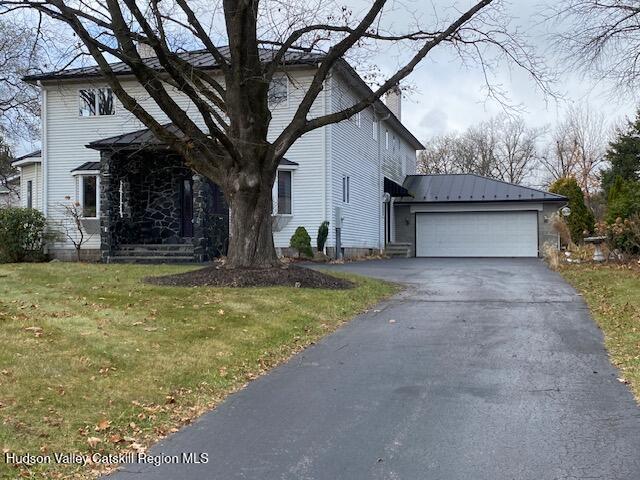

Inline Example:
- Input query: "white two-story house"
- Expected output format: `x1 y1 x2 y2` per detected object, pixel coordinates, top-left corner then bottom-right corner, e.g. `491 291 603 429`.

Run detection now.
15 48 422 262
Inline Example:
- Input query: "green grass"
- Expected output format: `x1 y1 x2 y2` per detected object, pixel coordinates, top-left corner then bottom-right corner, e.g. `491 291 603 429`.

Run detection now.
0 263 397 479
560 264 640 402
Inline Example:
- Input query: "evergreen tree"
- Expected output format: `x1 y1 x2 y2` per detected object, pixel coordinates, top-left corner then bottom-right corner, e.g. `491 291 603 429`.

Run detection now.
549 177 595 244
601 110 640 194
607 176 640 222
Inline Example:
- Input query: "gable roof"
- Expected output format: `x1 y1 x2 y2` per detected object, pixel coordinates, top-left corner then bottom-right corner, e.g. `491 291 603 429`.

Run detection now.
24 47 423 150
23 47 325 83
398 174 567 203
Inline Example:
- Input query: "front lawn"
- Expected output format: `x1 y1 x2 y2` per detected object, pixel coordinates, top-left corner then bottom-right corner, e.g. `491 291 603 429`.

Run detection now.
560 264 640 402
0 263 396 479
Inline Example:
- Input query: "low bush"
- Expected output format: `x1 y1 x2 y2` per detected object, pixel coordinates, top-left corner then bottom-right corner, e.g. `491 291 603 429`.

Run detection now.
290 226 313 258
0 207 47 262
597 215 640 256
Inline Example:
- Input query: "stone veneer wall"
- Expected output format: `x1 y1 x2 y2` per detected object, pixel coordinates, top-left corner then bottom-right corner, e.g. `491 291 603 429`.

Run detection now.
100 150 229 262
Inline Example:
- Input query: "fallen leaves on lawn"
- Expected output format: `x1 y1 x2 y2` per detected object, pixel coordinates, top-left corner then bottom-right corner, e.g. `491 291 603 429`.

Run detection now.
86 436 102 448
24 326 43 337
95 419 111 431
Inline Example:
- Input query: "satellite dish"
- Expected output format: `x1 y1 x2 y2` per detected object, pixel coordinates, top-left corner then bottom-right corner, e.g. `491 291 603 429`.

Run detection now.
382 192 391 203
561 206 571 217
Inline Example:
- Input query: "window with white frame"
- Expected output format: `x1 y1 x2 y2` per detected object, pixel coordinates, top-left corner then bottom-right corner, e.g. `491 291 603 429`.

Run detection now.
342 175 350 203
268 76 288 108
385 129 389 150
372 116 378 140
79 175 99 217
354 111 361 127
79 88 114 116
275 170 292 215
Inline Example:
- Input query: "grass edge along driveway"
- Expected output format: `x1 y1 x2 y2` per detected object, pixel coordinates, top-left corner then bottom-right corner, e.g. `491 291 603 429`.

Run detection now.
0 263 398 479
560 264 640 402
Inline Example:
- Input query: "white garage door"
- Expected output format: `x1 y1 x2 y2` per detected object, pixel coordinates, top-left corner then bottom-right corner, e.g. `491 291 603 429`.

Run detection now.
416 211 538 257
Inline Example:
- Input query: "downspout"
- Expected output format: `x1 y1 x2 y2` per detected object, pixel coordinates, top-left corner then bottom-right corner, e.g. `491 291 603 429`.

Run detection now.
322 65 329 253
390 197 396 243
39 82 48 217
376 107 391 250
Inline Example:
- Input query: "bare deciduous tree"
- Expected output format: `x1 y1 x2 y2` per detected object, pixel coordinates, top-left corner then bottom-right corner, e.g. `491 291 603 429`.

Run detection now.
0 19 42 142
418 115 541 184
57 199 95 261
494 117 542 184
540 105 607 202
0 0 551 268
552 1 640 94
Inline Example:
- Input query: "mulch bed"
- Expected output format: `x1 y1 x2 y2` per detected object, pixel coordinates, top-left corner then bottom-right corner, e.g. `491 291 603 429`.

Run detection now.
144 264 354 289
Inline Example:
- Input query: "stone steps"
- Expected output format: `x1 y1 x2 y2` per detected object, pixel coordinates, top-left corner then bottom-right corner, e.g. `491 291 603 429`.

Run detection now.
107 244 196 264
385 242 412 258
108 255 196 264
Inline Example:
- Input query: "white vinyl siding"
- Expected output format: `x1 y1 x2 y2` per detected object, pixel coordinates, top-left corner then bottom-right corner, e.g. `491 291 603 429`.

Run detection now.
43 70 326 251
19 162 43 211
328 73 417 251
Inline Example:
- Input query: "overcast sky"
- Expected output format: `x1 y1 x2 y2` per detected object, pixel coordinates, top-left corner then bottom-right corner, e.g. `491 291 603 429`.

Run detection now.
18 0 638 157
352 0 638 142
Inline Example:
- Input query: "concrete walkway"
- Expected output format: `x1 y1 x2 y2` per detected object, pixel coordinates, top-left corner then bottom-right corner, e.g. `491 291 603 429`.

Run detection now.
109 258 640 479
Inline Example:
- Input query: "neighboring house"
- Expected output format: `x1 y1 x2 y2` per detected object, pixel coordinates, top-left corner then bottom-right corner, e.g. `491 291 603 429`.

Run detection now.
391 174 567 258
0 174 20 208
11 150 42 210
23 48 423 262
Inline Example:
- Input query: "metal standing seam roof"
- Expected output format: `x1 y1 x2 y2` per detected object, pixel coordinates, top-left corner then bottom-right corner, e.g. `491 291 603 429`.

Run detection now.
85 125 297 167
71 162 101 172
23 47 325 83
398 174 567 203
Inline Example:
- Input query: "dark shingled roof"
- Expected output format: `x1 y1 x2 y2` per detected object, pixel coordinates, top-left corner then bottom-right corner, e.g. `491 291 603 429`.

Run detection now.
71 162 101 172
23 47 325 83
398 174 566 203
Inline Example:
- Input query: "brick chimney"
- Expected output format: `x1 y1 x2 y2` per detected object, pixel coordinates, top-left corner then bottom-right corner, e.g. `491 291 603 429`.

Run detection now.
385 85 402 121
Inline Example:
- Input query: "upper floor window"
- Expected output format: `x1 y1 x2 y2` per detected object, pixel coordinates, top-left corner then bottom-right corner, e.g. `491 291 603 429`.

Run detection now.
372 116 378 140
342 175 350 203
385 129 389 150
268 76 288 108
79 88 114 116
350 111 361 127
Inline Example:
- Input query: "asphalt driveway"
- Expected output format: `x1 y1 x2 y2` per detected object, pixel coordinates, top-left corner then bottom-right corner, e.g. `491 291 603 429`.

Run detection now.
109 258 640 480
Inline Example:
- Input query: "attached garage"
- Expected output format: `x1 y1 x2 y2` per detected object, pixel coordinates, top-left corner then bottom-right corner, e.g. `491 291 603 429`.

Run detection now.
391 174 567 258
415 210 538 257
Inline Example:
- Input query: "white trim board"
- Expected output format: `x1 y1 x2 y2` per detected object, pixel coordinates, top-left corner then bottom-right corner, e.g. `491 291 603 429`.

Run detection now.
409 202 544 214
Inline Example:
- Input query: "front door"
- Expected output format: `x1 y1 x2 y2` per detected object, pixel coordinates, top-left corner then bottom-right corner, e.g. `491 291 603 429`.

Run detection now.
181 178 194 238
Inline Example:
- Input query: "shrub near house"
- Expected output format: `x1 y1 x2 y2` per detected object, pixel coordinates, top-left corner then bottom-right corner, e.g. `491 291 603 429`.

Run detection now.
290 226 313 258
0 207 47 262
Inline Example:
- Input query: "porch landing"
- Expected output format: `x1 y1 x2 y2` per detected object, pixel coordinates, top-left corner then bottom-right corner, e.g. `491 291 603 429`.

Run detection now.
107 244 197 264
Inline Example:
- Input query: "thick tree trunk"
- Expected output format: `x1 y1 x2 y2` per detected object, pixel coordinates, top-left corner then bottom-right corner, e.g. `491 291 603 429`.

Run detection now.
225 179 280 269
